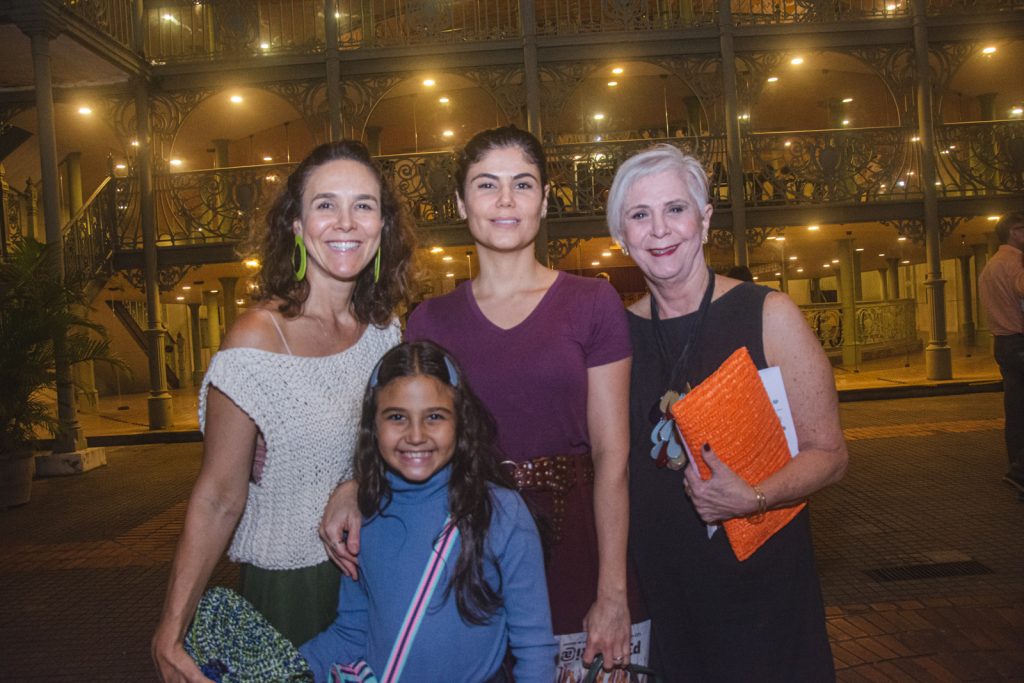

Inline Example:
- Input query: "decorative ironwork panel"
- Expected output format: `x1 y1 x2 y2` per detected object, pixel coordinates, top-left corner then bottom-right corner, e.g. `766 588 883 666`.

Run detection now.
460 66 526 125
539 62 602 125
150 89 219 163
63 178 119 287
63 0 134 49
145 0 324 63
535 0 715 34
342 75 407 140
547 237 584 266
802 304 844 349
545 137 725 218
122 265 199 293
650 55 724 134
262 80 329 145
744 126 921 206
926 0 1024 16
855 299 916 346
846 46 917 122
729 0 909 24
935 121 1024 196
880 216 964 245
336 0 520 48
377 152 461 224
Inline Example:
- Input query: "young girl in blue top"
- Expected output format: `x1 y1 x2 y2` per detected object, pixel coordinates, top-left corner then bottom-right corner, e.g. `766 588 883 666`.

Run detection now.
300 341 556 682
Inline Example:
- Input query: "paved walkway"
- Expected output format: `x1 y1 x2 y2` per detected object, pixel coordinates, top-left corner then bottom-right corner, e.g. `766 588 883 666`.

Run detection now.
4 393 1021 681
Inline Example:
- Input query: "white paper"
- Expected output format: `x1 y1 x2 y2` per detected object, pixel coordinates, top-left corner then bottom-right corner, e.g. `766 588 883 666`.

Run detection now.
556 620 651 682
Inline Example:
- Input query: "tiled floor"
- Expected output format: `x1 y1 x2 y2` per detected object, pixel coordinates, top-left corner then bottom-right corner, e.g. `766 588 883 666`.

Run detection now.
2 393 1021 681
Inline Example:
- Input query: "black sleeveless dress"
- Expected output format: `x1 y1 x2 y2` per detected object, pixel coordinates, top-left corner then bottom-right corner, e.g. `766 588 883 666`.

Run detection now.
627 283 834 683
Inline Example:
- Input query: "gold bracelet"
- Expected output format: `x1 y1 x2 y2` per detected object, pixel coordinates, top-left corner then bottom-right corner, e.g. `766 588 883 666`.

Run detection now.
749 485 767 524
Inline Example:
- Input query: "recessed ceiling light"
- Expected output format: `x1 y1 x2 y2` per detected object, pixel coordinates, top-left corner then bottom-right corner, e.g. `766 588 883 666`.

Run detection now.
169 158 183 167
430 246 444 253
591 261 600 266
442 130 454 138
1012 107 1023 116
114 163 126 170
855 248 865 252
210 289 219 294
898 236 907 241
775 272 782 276
244 259 260 268
230 95 243 103
593 113 605 120
602 251 612 257
612 67 624 75
823 264 831 268
841 119 850 126
775 237 785 242
902 259 910 264
789 255 798 261
796 267 804 272
235 298 245 305
422 79 436 87
263 155 273 162
790 57 804 65
445 272 454 278
182 285 191 291
260 42 270 49
176 296 185 301
807 225 819 231
878 253 886 257
982 46 997 54
842 97 853 103
608 81 618 87
439 96 449 104
987 215 1000 221
767 76 779 83
442 255 453 261
831 259 840 263
78 106 92 115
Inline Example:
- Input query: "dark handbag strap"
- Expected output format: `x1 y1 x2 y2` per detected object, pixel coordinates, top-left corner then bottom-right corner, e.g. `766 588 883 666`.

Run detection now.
583 653 664 683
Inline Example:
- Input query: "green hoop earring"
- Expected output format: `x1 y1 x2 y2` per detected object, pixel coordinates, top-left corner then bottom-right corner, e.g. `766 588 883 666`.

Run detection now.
373 245 381 284
293 233 307 281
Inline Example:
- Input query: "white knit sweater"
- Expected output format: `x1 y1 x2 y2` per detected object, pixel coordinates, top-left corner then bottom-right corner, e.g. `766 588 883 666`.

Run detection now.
199 319 400 570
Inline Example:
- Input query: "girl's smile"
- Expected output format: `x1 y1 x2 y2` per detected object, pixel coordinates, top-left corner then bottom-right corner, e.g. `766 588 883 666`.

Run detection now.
375 375 457 483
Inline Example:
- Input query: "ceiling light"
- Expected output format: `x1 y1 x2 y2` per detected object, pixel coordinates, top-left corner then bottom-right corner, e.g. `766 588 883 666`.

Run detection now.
244 259 260 268
260 42 270 49
842 97 853 103
612 67 624 75
593 113 605 120
445 272 454 278
896 180 906 187
784 140 791 147
767 76 779 83
114 163 126 170
169 158 183 167
236 299 245 305
442 255 453 261
422 79 436 87
885 3 897 9
78 106 92 115
987 215 1000 221
790 57 804 65
775 237 785 242
601 251 612 257
775 272 782 276
898 236 907 241
878 253 886 257
442 130 454 138
591 261 600 266
831 259 840 263
608 81 618 87
131 139 139 146
176 296 185 301
263 155 273 162
841 119 850 126
911 136 920 142
789 255 798 261
982 46 997 54
807 225 819 231
430 246 444 253
182 285 192 291
796 267 804 273
901 259 910 264
752 276 758 281
230 95 243 103
855 248 864 252
439 96 449 104
823 264 831 268
1012 107 1023 116
210 289 219 294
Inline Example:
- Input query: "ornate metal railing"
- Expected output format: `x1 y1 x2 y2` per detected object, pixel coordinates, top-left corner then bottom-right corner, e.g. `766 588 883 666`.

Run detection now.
144 0 325 62
801 299 917 353
0 174 31 261
62 0 134 50
62 177 119 287
336 0 521 48
729 0 911 24
744 126 922 206
535 0 714 34
934 120 1024 197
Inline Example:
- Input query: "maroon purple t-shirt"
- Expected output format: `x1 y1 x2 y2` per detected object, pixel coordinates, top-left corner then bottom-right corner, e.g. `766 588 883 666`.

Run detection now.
405 271 632 463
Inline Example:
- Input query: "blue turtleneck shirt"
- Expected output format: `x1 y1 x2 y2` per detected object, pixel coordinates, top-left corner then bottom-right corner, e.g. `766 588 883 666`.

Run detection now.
300 465 556 682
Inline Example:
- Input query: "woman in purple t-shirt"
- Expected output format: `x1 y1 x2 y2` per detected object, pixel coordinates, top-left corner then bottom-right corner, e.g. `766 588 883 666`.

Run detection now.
322 126 638 675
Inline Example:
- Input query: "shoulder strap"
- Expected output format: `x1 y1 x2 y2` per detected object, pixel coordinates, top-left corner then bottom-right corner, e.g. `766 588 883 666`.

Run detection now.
263 310 293 356
380 517 460 683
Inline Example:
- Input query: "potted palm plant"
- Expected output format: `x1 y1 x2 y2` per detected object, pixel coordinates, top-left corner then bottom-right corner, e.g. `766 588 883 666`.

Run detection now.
0 236 123 508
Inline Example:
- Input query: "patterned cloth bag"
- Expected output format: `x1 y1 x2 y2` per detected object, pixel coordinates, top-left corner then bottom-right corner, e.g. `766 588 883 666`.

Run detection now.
184 586 313 683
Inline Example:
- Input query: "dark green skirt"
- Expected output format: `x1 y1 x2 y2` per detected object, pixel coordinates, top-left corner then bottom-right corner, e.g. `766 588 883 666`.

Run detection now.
238 560 341 646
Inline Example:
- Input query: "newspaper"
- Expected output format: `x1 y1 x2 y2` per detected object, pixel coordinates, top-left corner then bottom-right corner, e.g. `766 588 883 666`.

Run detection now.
555 620 651 682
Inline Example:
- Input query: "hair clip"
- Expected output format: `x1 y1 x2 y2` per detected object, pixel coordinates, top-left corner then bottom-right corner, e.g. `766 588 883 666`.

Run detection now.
443 356 459 387
369 359 382 388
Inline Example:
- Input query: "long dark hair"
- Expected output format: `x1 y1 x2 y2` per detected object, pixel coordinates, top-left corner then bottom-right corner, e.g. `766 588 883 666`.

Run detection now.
251 140 415 324
454 125 548 202
354 341 513 624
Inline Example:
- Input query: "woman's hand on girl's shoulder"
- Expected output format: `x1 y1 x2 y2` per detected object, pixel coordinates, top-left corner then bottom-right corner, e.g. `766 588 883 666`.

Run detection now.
319 479 363 578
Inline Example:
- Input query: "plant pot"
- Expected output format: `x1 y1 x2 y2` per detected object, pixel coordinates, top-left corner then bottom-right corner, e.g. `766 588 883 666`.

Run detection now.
0 451 34 509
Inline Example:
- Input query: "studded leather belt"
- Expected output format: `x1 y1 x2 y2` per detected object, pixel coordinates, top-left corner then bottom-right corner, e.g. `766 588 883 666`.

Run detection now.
501 454 594 543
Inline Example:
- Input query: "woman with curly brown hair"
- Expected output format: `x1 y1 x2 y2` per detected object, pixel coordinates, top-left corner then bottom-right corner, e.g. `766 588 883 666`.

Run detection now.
153 140 414 683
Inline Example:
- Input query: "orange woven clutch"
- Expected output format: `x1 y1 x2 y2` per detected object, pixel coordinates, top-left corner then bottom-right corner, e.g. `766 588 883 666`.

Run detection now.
669 346 804 561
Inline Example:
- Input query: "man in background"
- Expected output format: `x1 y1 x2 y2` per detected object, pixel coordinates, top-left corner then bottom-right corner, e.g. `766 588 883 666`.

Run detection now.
979 211 1024 500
